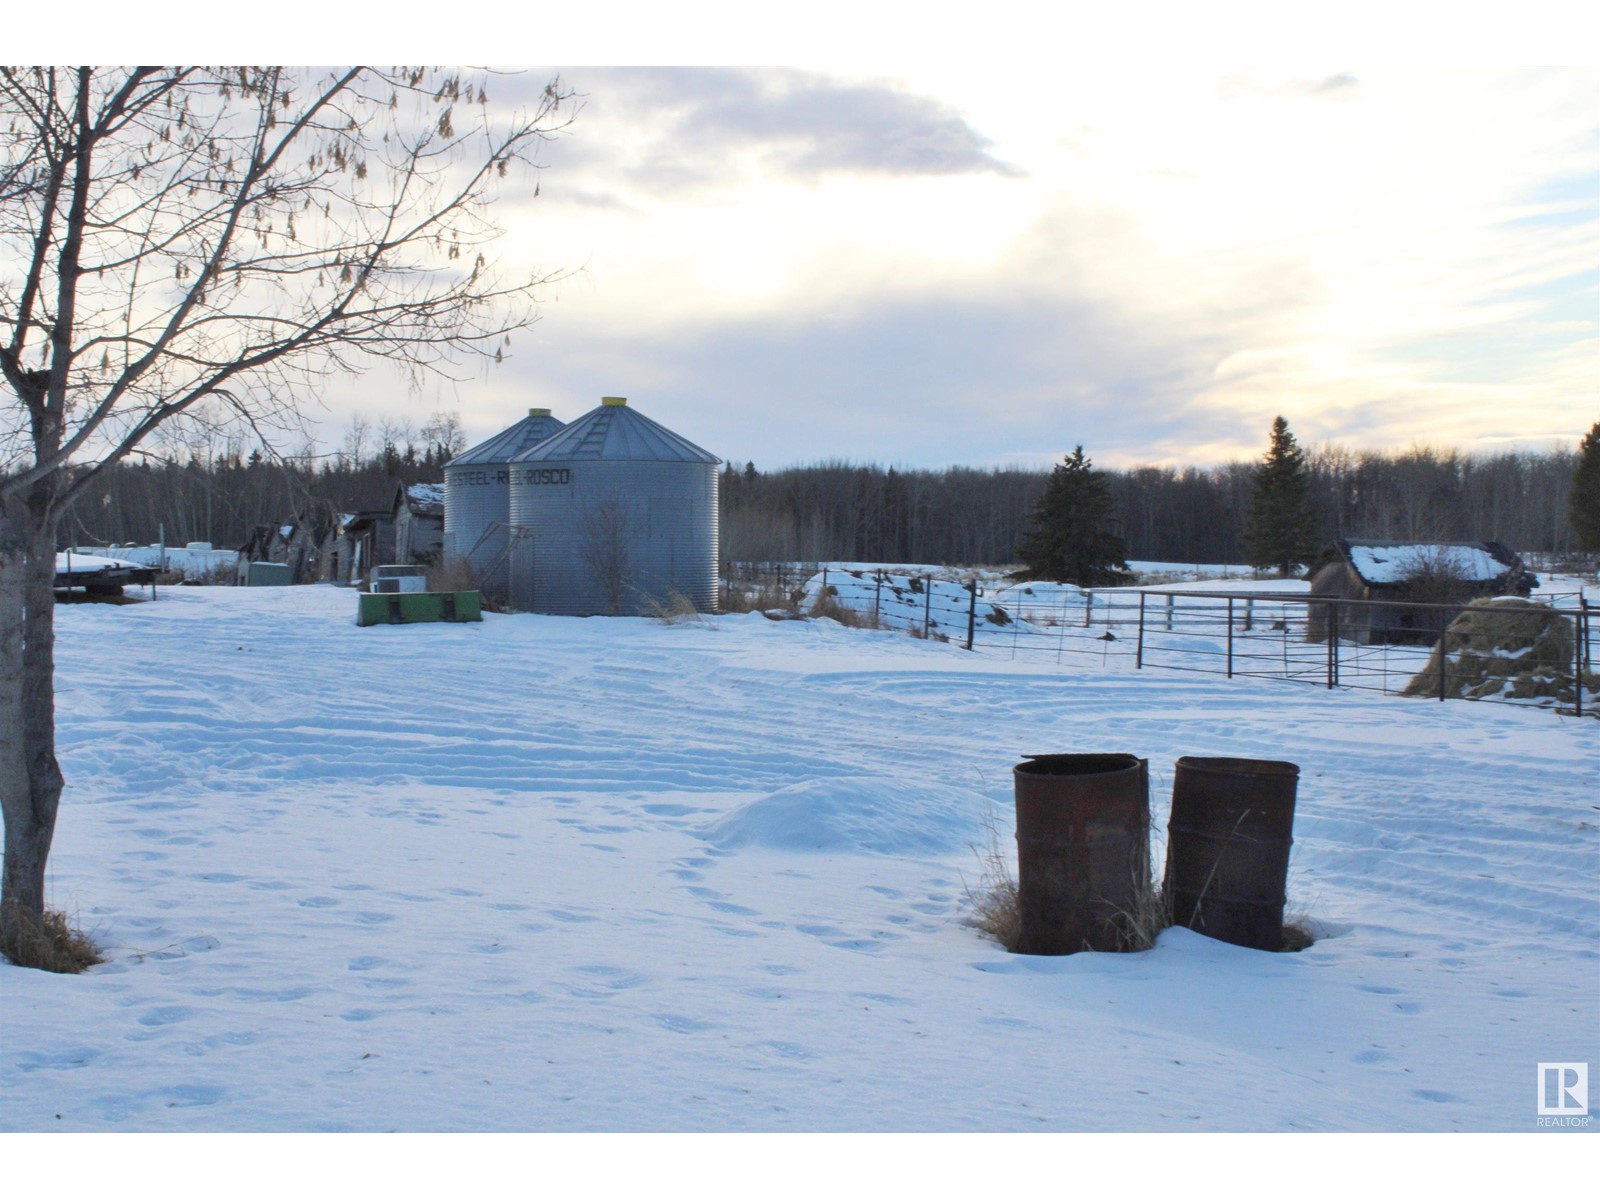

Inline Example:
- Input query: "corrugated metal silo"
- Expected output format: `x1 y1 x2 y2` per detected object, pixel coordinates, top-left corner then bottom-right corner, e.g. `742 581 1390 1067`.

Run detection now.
443 408 566 597
507 397 720 615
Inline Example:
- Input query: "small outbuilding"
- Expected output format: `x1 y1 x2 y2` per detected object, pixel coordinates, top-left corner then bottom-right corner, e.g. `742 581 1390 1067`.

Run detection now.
238 513 336 585
1305 539 1537 645
392 482 446 567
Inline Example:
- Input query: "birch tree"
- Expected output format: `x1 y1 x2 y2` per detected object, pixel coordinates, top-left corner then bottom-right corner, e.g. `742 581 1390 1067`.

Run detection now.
0 66 570 968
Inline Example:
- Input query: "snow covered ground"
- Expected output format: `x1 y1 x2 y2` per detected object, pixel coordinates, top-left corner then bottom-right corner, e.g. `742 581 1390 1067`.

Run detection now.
3 584 1596 1137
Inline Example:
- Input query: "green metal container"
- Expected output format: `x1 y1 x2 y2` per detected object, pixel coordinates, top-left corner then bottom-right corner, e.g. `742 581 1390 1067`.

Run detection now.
357 590 483 627
246 561 292 586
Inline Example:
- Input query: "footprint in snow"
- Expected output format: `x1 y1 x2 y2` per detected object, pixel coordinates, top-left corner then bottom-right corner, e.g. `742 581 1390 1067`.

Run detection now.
157 1084 228 1108
136 1005 195 1027
654 1013 717 1034
1411 1089 1462 1103
759 1041 814 1060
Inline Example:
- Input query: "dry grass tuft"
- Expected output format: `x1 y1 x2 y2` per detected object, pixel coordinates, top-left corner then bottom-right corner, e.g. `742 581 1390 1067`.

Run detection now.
426 557 509 612
1280 922 1316 952
808 590 867 628
1 904 105 974
647 590 703 625
719 579 796 615
1101 868 1172 953
963 806 1023 952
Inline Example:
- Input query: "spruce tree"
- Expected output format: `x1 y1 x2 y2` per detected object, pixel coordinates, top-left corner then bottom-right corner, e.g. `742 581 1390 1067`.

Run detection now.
1570 419 1600 555
1016 446 1132 585
1243 416 1321 575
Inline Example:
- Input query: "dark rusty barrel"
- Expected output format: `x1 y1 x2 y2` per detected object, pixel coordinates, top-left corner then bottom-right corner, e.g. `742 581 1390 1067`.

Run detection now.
1013 753 1149 955
1162 756 1298 951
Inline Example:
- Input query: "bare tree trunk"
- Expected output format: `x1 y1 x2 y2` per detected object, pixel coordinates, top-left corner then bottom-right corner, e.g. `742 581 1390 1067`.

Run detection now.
0 489 63 957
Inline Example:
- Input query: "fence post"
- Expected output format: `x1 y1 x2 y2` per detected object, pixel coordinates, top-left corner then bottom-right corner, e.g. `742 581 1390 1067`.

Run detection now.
1136 592 1147 669
1583 597 1593 676
1436 625 1448 702
1166 593 1175 631
1575 607 1584 720
965 579 977 651
1083 590 1093 627
923 575 932 637
1327 601 1338 688
1244 598 1254 632
1227 597 1234 679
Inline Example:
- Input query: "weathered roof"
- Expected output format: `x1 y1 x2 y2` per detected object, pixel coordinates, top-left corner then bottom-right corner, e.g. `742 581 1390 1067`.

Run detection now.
405 482 446 513
1335 540 1527 587
512 398 718 465
447 409 567 467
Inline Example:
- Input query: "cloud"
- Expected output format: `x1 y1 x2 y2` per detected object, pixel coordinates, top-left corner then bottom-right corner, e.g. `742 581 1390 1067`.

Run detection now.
1216 70 1361 102
503 273 1229 471
541 67 1019 196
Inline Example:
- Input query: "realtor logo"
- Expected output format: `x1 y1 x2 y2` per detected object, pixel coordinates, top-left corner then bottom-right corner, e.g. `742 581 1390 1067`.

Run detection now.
1537 1063 1588 1118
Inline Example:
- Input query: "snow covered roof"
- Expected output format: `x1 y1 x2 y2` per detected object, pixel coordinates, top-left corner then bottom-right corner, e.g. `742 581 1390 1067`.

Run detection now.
406 483 446 512
447 409 567 467
1338 540 1523 587
55 551 143 573
512 398 718 465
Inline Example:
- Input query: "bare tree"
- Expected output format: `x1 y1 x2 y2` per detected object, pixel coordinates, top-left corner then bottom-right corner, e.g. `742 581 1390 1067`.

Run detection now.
0 66 571 968
340 412 372 469
576 497 638 615
419 410 466 463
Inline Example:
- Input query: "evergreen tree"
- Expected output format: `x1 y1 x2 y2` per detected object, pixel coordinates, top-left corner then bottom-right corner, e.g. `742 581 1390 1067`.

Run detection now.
1570 420 1600 555
1243 416 1321 575
1016 446 1131 585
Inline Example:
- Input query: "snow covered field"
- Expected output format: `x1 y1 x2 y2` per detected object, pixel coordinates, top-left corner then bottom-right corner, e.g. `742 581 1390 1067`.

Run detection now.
3 584 1596 1136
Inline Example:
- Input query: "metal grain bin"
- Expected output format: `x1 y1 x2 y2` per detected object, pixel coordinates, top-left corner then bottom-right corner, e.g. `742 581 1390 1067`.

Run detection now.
506 397 720 615
443 408 566 599
1162 756 1298 951
1013 753 1150 955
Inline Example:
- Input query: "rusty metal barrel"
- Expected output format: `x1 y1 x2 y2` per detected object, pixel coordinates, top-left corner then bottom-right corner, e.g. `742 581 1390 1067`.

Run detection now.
1162 756 1299 951
1013 753 1150 955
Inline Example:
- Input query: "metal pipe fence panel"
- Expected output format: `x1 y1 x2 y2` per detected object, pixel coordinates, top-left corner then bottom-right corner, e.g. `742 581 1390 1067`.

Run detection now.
723 565 1595 721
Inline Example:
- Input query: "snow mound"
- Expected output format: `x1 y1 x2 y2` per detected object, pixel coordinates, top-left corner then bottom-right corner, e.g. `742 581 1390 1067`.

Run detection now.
703 776 983 856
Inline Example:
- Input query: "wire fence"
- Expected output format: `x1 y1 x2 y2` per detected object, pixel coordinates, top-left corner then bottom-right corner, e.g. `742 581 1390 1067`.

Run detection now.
723 563 1597 721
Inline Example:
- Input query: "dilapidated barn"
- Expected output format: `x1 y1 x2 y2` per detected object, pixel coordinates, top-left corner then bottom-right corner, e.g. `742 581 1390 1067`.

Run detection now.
1305 539 1537 645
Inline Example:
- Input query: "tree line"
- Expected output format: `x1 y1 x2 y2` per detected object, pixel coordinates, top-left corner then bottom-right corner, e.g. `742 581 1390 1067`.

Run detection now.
62 413 465 549
64 422 1589 568
722 435 1589 567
